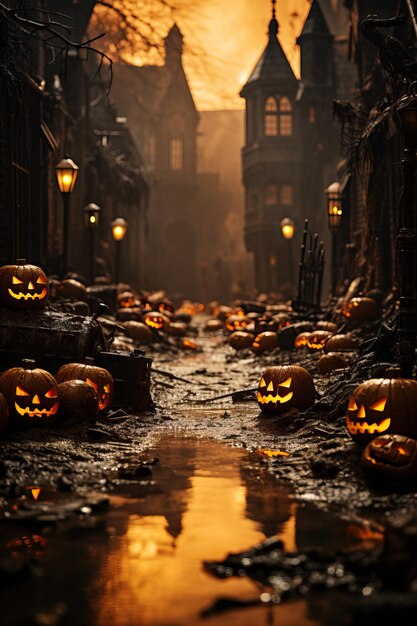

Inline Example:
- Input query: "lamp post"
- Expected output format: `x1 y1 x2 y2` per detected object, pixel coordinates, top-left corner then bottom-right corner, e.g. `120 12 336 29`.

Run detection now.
394 89 417 376
111 217 128 284
325 182 342 296
55 155 79 277
83 203 101 285
280 217 295 286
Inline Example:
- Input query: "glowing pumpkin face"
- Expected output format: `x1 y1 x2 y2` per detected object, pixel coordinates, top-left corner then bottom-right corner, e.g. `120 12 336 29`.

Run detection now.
0 260 48 309
225 315 249 332
294 332 311 349
56 358 114 412
257 365 315 415
117 291 135 308
361 434 417 478
0 360 59 425
342 297 379 321
306 331 332 351
345 377 417 444
144 311 166 330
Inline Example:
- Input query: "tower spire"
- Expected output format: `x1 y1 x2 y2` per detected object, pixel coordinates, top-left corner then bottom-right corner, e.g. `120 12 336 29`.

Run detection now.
269 0 279 38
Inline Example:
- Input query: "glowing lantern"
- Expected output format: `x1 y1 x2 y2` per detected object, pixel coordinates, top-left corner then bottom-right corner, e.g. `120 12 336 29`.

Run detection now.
325 182 342 232
280 217 295 240
55 156 79 194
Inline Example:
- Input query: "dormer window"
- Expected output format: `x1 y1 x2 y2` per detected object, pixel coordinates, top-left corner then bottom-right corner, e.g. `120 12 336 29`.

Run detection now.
264 96 293 137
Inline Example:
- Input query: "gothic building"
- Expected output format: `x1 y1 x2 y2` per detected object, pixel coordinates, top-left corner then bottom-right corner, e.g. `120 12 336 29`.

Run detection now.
240 0 343 293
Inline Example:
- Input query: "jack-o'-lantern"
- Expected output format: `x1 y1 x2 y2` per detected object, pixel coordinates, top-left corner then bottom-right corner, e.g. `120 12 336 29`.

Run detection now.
305 331 332 351
273 313 291 330
251 332 278 355
294 332 311 349
0 260 49 310
117 291 135 308
346 376 417 444
225 315 249 332
144 311 167 330
342 297 379 321
257 365 315 415
0 360 59 425
230 331 255 350
56 358 114 412
158 300 175 314
277 322 314 351
361 434 417 478
318 352 348 375
57 380 99 421
326 334 360 352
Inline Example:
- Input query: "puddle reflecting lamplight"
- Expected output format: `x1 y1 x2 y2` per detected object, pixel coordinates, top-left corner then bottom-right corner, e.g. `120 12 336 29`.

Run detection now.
84 203 101 284
55 156 79 278
111 217 128 284
325 182 343 296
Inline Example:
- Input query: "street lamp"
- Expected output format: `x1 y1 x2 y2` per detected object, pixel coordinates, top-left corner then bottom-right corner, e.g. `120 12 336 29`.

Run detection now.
111 217 128 284
325 182 342 296
83 203 101 284
280 217 295 286
55 155 79 277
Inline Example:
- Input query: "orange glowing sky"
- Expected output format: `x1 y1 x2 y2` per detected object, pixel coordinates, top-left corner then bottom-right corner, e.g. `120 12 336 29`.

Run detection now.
179 0 310 109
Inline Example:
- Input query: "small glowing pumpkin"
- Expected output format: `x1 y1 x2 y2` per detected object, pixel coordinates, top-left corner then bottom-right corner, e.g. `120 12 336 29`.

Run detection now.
0 259 49 310
225 315 249 332
251 332 278 355
361 434 417 478
257 365 315 415
144 311 167 330
56 358 114 412
342 297 379 321
345 376 417 444
0 360 58 425
117 291 136 308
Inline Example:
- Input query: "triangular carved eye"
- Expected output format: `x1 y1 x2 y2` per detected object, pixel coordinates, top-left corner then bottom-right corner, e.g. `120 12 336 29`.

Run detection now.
16 385 29 396
104 384 111 393
86 377 99 392
45 388 57 398
370 397 387 412
267 381 274 392
36 276 47 284
279 377 292 388
259 377 266 388
348 397 358 411
12 276 23 285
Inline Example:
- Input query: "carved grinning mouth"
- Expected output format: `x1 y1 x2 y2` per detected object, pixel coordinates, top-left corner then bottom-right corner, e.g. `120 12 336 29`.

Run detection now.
15 401 59 417
257 391 293 404
8 288 47 300
346 415 391 436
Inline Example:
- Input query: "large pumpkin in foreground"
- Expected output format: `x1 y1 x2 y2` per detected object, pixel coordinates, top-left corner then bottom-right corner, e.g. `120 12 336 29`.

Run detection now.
56 358 114 412
346 377 417 444
0 259 48 309
0 360 58 426
257 365 315 416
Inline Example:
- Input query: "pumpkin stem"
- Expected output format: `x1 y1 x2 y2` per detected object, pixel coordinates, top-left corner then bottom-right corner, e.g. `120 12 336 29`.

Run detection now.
16 259 27 265
21 359 36 369
84 357 95 365
385 366 402 379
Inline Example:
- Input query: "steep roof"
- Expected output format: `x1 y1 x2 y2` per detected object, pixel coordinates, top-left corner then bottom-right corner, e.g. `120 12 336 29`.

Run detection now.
298 0 332 39
240 15 297 96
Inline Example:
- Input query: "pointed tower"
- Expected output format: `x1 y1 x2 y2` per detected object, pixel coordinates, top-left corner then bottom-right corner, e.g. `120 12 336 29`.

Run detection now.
164 23 184 70
297 0 334 87
240 1 301 293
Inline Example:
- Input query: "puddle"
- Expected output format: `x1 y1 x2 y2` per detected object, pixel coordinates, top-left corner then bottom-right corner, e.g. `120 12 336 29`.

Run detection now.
1 434 380 626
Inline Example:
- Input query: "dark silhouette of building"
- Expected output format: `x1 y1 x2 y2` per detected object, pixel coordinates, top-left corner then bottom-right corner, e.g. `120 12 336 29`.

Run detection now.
240 0 346 294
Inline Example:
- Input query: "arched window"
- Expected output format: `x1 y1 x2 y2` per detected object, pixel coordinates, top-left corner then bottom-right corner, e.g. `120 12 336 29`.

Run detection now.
264 183 278 206
264 97 278 136
170 135 183 170
279 97 292 136
281 184 294 206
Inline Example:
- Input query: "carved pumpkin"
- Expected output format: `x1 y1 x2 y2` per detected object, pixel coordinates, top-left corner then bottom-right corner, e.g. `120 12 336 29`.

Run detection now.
361 434 417 478
251 332 278 355
0 360 58 425
346 376 417 443
257 365 315 415
305 331 332 351
225 315 249 332
56 358 114 412
0 260 48 310
117 291 135 309
229 331 255 350
144 311 167 330
294 332 311 349
342 297 379 321
318 352 348 375
273 313 291 330
122 321 152 344
326 334 360 352
0 392 9 432
277 322 314 350
57 380 99 421
158 300 175 314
